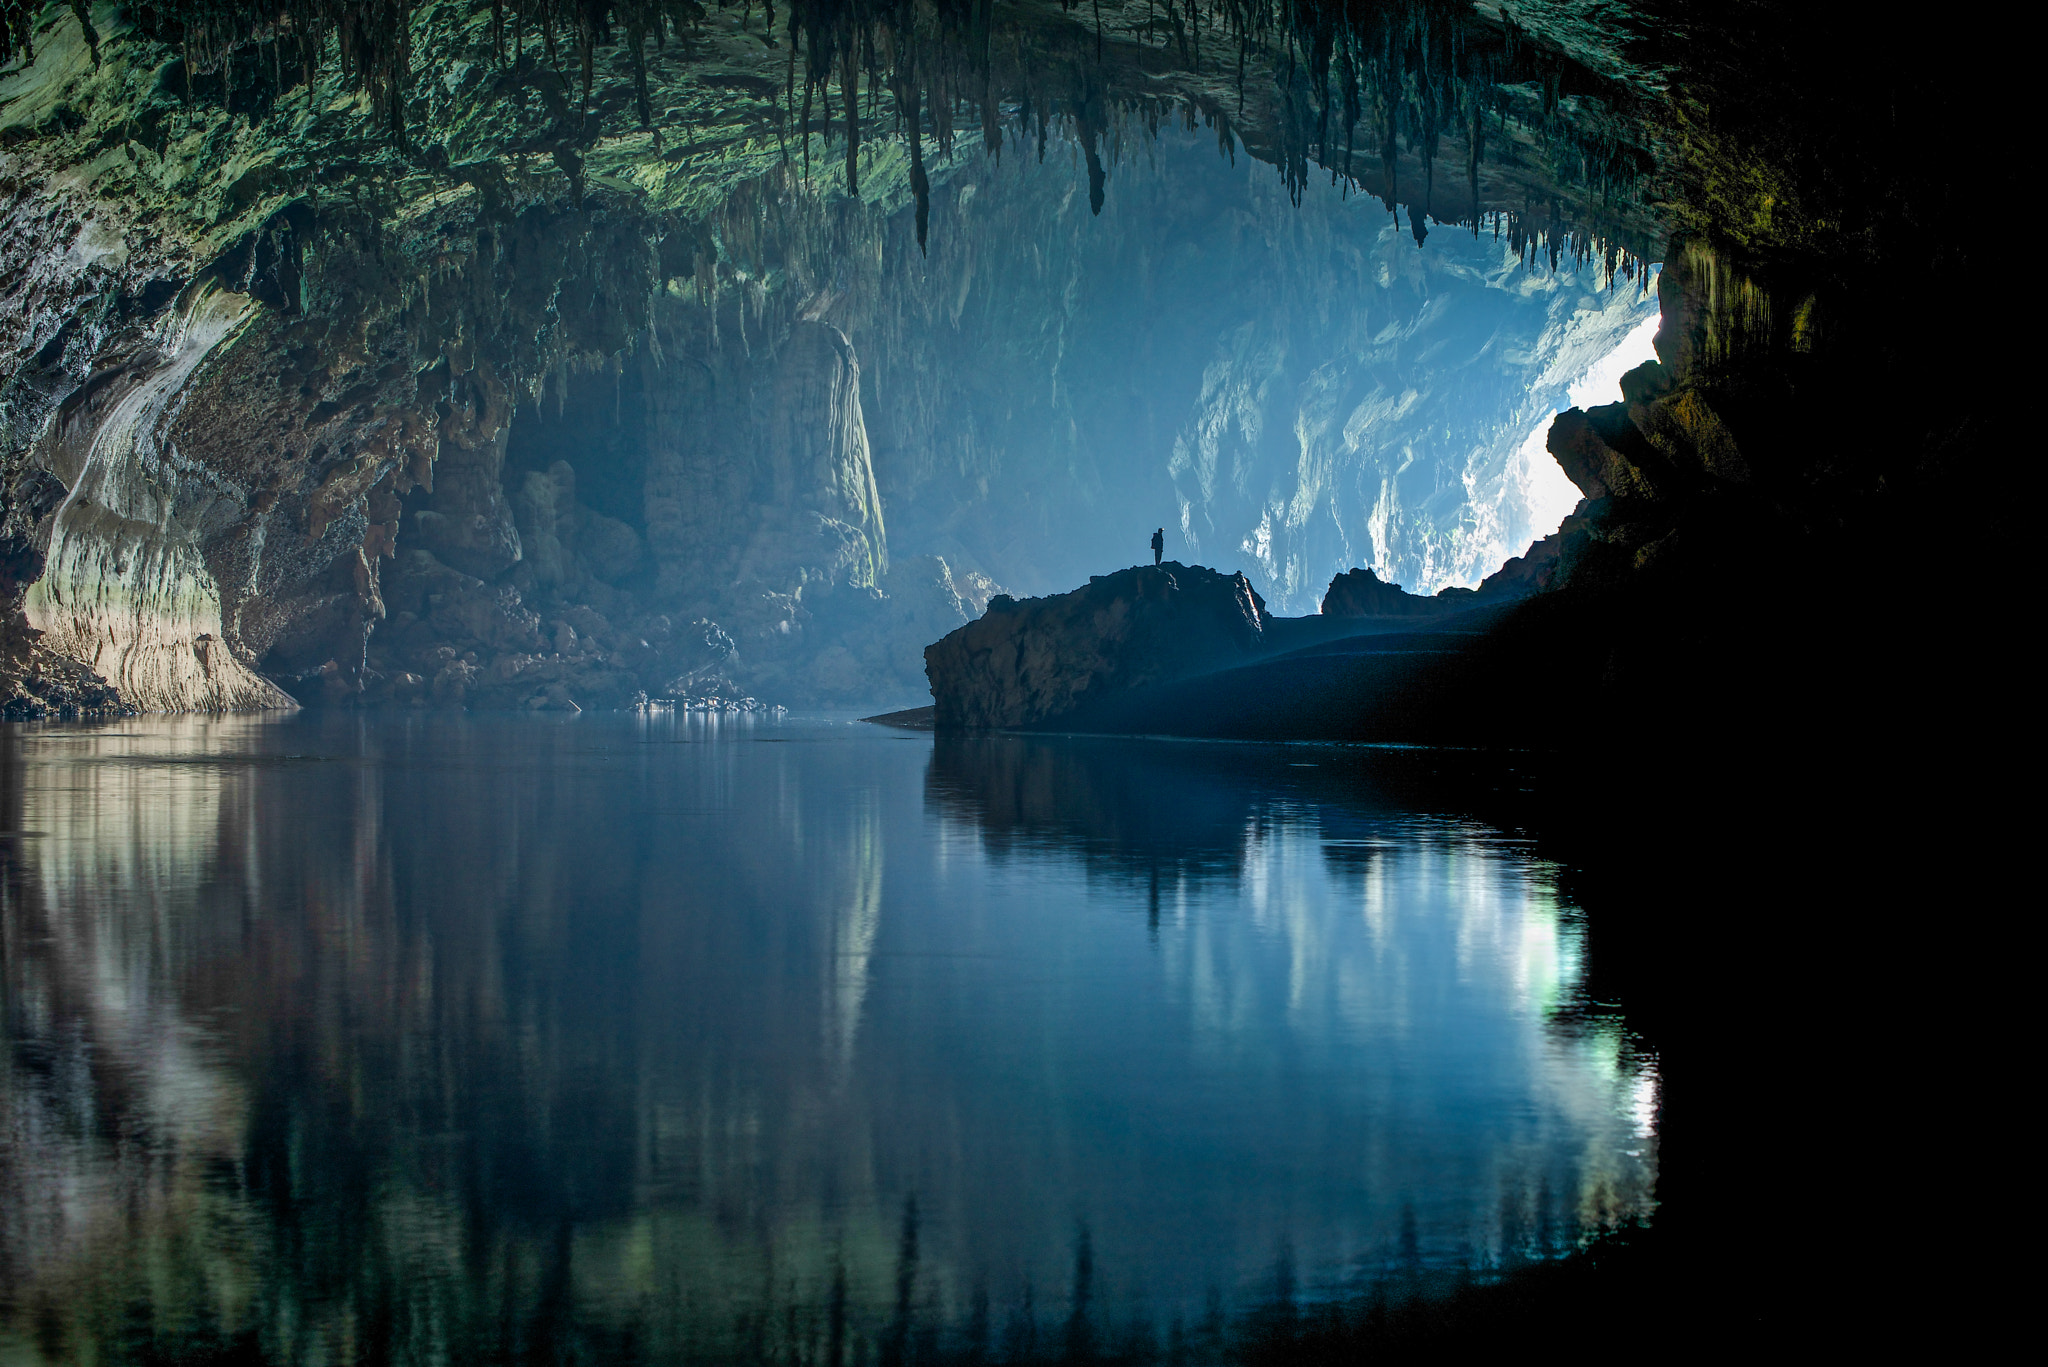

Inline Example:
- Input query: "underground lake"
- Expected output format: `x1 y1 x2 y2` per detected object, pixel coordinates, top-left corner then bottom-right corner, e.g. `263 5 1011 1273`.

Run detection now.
1 0 2012 1356
2 711 1669 1361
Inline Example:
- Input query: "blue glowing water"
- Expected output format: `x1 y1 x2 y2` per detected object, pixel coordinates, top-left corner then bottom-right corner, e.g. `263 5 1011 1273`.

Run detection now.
0 712 1657 1362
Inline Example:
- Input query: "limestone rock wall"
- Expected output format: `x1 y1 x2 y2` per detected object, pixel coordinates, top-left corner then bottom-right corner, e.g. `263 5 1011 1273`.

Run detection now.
361 303 939 713
0 1 929 714
23 285 293 710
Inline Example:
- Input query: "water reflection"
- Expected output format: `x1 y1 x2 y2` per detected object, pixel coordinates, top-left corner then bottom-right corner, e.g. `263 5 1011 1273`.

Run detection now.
1 716 1656 1363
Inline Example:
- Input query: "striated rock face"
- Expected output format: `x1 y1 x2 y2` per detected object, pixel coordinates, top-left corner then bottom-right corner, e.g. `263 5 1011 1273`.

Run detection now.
1 451 122 718
924 562 1268 730
21 286 295 710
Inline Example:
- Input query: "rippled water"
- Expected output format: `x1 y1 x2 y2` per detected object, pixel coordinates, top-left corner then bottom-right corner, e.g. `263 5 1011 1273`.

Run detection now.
0 714 1657 1363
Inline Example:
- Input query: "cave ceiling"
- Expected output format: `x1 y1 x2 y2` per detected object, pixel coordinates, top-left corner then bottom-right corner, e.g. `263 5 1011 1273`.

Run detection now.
1 1 1672 280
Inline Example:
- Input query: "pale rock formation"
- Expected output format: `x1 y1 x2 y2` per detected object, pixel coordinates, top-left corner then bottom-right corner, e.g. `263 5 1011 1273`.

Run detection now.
24 286 294 710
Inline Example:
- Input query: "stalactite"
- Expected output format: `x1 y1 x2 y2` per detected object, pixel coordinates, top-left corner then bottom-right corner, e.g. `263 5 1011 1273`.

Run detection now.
903 75 930 251
29 1 1650 279
842 41 859 197
1467 100 1483 236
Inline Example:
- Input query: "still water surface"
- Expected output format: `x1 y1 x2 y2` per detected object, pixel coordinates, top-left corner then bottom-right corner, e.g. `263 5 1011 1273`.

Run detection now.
1 713 1657 1362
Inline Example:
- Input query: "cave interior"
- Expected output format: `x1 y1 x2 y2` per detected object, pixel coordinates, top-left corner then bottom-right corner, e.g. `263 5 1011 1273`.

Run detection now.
0 1 2024 1353
5 0 2006 737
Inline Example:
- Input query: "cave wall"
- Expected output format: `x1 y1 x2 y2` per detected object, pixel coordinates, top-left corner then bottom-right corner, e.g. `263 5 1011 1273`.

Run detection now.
0 0 1687 716
335 123 1656 710
362 285 949 712
21 285 292 709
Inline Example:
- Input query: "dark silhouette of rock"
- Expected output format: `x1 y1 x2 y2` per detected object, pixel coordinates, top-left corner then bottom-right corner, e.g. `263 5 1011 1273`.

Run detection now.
1319 567 1443 617
1469 532 1566 599
925 563 1268 730
1320 551 1560 619
1547 407 1654 503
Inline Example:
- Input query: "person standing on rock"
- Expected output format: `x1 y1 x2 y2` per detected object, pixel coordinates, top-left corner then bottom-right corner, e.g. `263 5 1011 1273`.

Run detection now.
1151 528 1164 566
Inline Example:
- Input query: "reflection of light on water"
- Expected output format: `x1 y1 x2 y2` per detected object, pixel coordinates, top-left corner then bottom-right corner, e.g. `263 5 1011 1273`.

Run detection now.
1173 814 1659 1279
1632 1069 1662 1141
3 722 1665 1361
823 792 885 1079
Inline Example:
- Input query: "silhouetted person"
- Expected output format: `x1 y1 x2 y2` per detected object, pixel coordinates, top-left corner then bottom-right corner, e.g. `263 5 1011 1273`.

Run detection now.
1151 528 1164 566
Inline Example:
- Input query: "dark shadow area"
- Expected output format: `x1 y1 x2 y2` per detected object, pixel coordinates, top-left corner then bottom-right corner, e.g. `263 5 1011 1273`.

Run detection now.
505 363 655 534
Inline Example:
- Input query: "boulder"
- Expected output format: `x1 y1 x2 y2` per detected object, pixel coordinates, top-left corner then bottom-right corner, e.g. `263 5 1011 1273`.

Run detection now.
924 562 1268 730
1547 406 1661 503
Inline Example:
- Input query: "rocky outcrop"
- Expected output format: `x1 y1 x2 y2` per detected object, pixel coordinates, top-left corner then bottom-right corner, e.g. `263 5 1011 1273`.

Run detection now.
1319 568 1448 617
1533 243 1781 591
1470 530 1566 599
0 638 124 720
925 562 1269 730
1 453 121 717
1321 536 1569 617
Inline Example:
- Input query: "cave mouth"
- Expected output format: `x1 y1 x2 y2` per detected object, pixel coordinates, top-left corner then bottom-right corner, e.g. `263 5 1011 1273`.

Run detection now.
360 126 1658 714
862 128 1662 615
